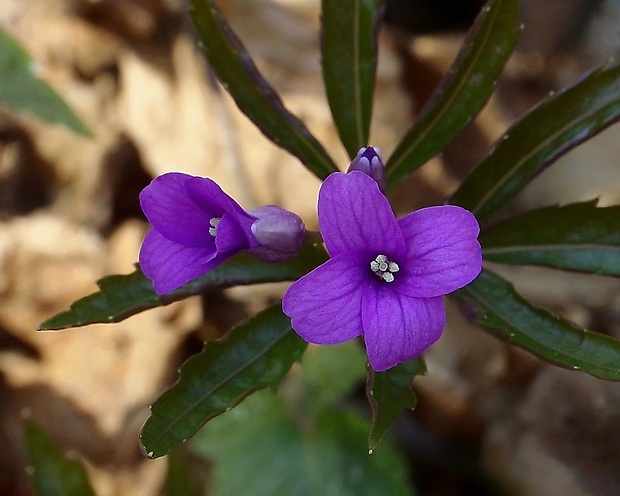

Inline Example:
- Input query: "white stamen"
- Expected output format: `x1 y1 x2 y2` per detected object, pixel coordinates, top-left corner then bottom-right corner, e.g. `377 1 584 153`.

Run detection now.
208 217 221 237
370 254 400 283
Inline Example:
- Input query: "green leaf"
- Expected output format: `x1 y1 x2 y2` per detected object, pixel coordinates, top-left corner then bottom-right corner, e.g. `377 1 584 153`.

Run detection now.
450 64 620 219
191 390 414 496
367 358 426 451
321 0 383 158
165 450 200 496
455 269 620 380
310 410 414 496
385 0 520 187
481 200 620 275
301 342 367 414
190 0 337 179
0 28 91 136
38 241 328 330
139 304 307 459
24 420 96 496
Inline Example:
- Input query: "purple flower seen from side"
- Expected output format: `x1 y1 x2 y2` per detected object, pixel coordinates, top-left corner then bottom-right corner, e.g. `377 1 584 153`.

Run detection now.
249 205 307 262
282 171 482 372
139 172 305 295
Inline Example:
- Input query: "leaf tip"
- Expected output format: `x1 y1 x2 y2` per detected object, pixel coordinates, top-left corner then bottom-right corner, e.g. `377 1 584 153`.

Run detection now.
139 438 159 460
36 317 63 331
367 431 383 452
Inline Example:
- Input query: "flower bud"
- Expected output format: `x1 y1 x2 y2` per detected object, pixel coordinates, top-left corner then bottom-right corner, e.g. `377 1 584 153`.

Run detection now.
347 147 386 193
249 205 306 262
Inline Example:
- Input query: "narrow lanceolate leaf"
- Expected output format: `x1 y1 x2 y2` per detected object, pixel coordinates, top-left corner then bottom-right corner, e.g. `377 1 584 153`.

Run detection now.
38 241 328 330
140 304 307 459
24 421 96 496
190 0 337 179
321 0 384 158
385 0 520 188
0 29 91 136
481 200 620 275
367 358 426 450
455 269 620 380
450 64 620 219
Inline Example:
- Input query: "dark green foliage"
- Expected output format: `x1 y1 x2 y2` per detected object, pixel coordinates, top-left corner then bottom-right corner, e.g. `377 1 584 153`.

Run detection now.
139 304 307 458
385 0 521 187
321 0 384 157
190 0 337 179
455 270 620 380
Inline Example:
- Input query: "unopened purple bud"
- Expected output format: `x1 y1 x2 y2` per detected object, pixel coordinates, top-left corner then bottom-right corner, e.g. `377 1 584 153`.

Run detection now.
249 205 306 262
347 147 386 192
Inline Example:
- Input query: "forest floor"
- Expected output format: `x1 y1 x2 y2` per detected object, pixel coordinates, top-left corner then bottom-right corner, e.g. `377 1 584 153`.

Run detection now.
1 1 620 495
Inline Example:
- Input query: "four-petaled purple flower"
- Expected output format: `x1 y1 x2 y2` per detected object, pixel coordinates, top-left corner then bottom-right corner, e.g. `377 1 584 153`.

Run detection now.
282 171 482 372
139 172 305 295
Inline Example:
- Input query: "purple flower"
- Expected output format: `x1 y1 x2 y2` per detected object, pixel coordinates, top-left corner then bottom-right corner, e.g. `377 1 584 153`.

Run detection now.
139 172 305 295
249 205 307 262
347 147 386 192
282 171 482 372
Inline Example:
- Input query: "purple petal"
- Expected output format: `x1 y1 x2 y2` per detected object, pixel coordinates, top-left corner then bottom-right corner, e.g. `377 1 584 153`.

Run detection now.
282 253 366 344
362 283 446 371
396 205 482 298
185 175 257 246
215 213 253 254
139 229 226 294
318 172 405 258
140 173 218 246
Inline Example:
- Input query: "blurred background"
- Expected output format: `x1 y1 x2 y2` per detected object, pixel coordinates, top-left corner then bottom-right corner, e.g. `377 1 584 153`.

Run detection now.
1 0 620 494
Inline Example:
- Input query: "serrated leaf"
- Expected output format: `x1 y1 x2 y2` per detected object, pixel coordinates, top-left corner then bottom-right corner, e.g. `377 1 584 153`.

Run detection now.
481 200 620 275
450 64 620 219
455 269 620 380
191 390 414 496
139 304 307 459
0 28 91 136
385 0 520 187
321 0 384 158
24 420 96 496
38 241 328 330
190 0 337 179
367 358 426 450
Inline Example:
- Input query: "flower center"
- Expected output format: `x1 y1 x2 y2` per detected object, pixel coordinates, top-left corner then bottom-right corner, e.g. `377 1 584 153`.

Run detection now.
370 254 399 283
208 217 221 237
